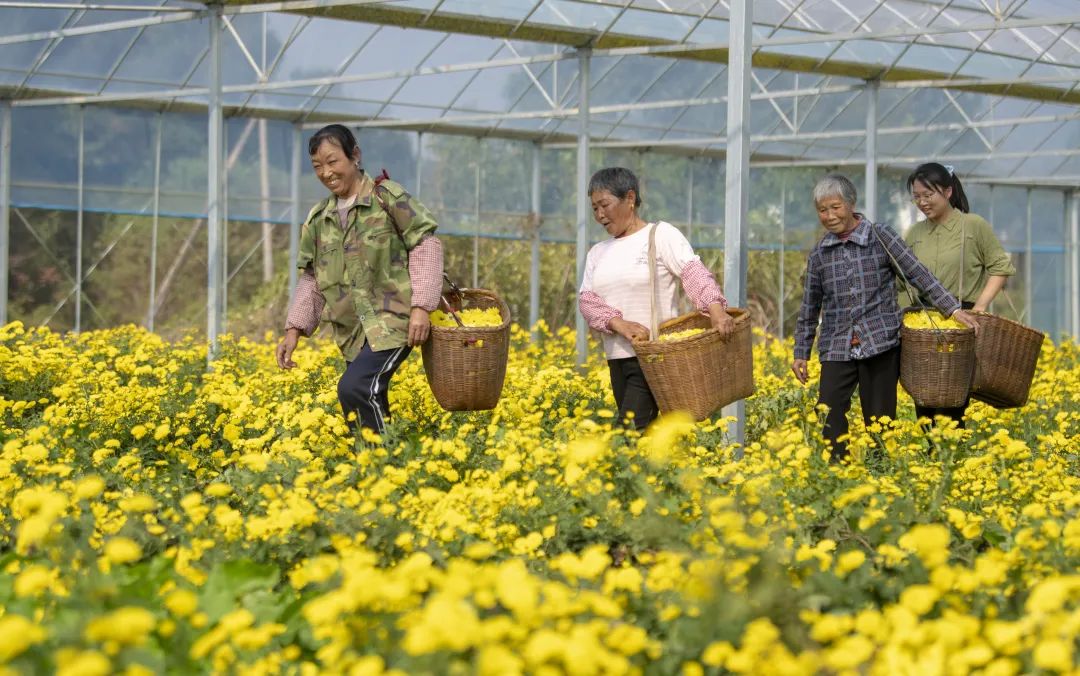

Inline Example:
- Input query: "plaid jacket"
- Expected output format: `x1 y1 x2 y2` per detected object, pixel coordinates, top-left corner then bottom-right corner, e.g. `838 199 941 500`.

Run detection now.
795 217 960 362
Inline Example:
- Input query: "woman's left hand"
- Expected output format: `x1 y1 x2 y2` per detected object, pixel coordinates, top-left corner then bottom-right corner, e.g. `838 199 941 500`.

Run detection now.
952 309 980 335
408 307 431 346
707 304 735 338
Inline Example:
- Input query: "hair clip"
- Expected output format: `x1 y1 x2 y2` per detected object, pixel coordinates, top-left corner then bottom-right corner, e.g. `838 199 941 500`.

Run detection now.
943 164 955 176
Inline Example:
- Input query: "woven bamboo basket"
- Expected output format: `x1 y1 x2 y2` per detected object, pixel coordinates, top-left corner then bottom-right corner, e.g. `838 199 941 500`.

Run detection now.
969 311 1044 409
632 308 755 421
421 289 511 411
899 308 976 408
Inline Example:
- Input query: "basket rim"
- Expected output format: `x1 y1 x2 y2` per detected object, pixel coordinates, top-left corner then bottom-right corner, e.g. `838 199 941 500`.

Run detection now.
970 310 1046 339
429 288 511 334
632 307 751 348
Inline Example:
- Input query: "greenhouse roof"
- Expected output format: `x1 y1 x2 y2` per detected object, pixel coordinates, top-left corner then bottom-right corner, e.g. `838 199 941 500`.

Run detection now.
1 0 1079 182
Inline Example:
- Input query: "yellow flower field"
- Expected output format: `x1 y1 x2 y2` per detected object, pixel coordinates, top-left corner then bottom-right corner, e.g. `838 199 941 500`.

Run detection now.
1 320 1078 675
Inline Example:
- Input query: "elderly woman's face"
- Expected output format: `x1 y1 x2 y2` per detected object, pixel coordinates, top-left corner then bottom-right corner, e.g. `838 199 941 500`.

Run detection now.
591 189 637 238
310 140 361 198
816 195 858 235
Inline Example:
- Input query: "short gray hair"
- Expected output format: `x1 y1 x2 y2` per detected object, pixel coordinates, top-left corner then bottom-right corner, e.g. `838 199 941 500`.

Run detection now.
812 173 858 207
588 167 642 208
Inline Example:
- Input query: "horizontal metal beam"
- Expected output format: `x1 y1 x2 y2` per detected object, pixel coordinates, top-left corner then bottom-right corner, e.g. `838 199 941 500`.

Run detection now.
224 0 395 16
11 47 1080 113
11 49 573 108
0 2 190 10
0 10 200 46
596 13 1080 58
0 0 397 48
964 175 1080 188
542 111 1080 150
749 147 1080 168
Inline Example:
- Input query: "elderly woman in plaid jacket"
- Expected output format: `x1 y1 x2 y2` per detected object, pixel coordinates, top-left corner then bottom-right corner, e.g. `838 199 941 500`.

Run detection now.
791 174 979 461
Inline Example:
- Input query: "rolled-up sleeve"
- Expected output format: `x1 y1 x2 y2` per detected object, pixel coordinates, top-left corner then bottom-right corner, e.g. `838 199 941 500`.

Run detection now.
975 217 1016 277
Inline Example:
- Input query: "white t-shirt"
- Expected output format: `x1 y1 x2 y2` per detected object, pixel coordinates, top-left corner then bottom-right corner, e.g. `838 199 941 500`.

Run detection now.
580 221 701 359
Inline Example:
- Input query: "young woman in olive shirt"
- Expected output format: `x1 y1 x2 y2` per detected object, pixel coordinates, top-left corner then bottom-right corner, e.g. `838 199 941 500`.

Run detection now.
904 162 1016 426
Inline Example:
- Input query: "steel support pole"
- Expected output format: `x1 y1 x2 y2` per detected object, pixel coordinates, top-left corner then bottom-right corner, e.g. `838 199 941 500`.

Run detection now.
207 4 225 360
148 112 162 332
722 0 752 445
864 79 879 222
778 176 786 337
529 142 541 339
415 131 423 197
75 106 84 333
686 162 694 244
288 123 301 297
1025 188 1033 323
575 48 591 365
988 185 996 314
473 152 480 289
221 121 229 330
0 102 9 327
1070 191 1079 338
258 118 273 283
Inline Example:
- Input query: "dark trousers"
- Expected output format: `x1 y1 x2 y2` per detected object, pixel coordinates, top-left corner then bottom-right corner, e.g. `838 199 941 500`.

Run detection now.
608 357 658 430
818 346 901 461
338 341 412 433
912 301 974 428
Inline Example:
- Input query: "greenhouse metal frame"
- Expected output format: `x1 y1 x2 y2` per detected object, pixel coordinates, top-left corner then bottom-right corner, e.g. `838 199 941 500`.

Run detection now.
1 0 1079 435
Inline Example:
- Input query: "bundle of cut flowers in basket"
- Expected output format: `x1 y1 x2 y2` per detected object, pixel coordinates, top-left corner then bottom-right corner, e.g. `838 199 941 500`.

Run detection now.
429 307 503 327
902 310 966 330
658 328 704 342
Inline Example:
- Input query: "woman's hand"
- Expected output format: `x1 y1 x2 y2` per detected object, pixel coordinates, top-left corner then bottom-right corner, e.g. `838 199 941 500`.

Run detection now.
951 308 981 335
408 307 431 346
610 317 651 342
276 328 301 369
791 359 809 385
707 304 735 338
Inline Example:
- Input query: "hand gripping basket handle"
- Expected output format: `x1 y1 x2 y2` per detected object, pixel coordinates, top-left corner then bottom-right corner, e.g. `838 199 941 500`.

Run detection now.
647 223 659 341
870 223 949 338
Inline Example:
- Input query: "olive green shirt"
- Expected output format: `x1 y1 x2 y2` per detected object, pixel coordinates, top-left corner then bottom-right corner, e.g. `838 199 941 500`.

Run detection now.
902 210 1015 305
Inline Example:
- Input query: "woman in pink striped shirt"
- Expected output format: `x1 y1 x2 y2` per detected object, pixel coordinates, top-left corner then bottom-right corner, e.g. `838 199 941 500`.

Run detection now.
578 167 734 429
276 125 444 435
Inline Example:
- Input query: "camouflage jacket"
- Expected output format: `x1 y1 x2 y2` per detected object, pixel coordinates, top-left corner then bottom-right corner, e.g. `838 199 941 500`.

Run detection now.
297 171 438 359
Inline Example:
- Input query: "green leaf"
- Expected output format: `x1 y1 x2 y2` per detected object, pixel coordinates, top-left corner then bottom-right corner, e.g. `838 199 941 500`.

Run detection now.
200 559 280 622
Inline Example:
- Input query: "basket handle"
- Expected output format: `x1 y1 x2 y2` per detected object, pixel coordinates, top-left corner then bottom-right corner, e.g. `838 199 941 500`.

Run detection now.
440 273 466 327
870 223 951 341
647 223 659 341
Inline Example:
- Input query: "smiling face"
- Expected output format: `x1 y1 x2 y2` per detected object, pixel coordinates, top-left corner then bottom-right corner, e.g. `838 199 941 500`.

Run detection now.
310 139 361 198
591 189 638 238
816 195 858 236
910 179 954 222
